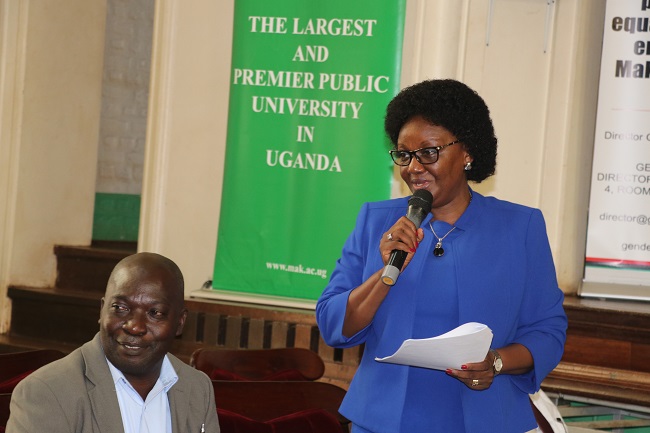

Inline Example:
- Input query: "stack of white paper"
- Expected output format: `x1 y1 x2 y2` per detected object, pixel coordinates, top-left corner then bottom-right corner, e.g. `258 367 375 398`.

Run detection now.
375 322 493 371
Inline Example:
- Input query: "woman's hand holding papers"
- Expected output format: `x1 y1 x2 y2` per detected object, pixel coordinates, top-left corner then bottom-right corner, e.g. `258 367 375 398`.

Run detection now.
445 343 534 390
445 355 494 390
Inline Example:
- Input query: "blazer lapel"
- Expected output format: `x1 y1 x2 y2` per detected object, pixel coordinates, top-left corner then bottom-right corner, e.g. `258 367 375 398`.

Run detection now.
83 334 125 433
168 357 191 433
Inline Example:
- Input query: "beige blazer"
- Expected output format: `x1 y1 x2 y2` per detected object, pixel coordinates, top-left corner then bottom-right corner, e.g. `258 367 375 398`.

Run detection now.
6 334 219 433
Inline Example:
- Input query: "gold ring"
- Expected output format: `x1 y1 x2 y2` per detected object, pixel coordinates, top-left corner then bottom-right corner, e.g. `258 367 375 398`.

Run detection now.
387 233 393 241
472 379 479 387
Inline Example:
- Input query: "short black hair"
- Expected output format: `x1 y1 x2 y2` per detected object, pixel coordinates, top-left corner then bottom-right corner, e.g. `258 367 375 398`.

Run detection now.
384 79 497 182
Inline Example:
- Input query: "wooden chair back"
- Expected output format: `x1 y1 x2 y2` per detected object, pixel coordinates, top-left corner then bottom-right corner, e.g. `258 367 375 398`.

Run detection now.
0 393 11 428
217 407 344 433
0 349 65 382
212 380 349 432
191 347 325 381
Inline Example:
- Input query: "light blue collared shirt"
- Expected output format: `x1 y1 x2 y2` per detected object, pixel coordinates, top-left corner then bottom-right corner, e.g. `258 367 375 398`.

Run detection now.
107 355 179 433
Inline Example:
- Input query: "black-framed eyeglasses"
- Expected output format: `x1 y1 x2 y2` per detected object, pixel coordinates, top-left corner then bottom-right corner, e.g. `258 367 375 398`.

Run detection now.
389 140 460 166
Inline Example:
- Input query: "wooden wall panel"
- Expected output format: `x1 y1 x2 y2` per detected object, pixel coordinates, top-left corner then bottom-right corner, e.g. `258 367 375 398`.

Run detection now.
178 298 362 388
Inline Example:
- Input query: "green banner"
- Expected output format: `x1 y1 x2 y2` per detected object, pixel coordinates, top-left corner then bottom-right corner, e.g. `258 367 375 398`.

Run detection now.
213 0 406 303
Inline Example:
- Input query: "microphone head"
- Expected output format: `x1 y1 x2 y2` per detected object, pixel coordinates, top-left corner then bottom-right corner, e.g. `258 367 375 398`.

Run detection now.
409 189 433 213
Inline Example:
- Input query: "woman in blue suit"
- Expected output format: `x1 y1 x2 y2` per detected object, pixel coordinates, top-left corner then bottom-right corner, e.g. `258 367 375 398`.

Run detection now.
316 79 567 433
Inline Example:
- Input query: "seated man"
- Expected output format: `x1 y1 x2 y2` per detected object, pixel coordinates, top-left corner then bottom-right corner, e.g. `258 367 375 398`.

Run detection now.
7 252 219 433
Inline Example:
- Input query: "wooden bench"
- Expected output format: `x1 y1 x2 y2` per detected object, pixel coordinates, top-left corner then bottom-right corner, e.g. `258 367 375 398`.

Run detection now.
542 362 650 408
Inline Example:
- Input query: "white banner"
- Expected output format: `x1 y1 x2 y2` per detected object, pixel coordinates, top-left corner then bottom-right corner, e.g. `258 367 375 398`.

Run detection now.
581 0 650 300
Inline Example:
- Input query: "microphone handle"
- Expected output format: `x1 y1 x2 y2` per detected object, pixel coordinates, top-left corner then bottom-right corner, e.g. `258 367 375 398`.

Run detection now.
381 250 406 286
387 250 407 269
380 200 430 286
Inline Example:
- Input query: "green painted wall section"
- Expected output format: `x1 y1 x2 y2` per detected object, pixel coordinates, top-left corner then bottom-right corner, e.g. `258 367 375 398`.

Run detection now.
92 193 140 241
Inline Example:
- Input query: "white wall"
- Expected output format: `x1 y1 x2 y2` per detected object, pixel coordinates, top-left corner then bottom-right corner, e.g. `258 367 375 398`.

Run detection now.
400 0 605 290
0 0 107 331
139 0 233 292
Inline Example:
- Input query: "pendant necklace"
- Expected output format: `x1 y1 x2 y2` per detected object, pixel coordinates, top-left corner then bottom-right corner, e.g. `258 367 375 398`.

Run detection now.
429 223 456 257
429 189 473 257
428 190 473 257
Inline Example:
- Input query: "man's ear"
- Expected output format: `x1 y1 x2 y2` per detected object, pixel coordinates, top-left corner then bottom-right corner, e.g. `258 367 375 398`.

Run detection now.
98 297 105 324
175 308 188 336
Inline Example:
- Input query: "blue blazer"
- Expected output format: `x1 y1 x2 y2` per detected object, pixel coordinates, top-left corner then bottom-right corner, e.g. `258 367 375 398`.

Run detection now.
316 191 567 433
